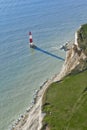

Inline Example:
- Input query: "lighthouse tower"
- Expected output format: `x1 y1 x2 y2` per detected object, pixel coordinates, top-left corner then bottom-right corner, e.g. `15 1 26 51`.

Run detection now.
29 32 34 48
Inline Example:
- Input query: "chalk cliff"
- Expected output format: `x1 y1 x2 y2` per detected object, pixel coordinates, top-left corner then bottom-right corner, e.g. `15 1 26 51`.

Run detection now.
54 24 87 81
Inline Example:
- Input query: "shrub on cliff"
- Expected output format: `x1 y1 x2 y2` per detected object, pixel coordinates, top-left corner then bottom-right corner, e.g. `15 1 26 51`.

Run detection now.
77 24 87 55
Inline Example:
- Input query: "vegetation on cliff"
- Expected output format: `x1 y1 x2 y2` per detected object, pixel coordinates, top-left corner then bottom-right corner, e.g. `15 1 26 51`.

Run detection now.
77 24 87 55
42 70 87 130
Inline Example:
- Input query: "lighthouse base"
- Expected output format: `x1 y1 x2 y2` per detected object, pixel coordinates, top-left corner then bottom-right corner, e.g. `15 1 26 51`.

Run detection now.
30 44 36 49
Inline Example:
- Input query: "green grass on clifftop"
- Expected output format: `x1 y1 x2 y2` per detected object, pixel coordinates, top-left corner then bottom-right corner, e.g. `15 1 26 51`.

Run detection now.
77 24 87 55
42 70 87 130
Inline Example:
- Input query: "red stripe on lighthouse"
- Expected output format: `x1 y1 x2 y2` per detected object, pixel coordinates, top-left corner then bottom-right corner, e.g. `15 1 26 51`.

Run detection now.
30 38 33 43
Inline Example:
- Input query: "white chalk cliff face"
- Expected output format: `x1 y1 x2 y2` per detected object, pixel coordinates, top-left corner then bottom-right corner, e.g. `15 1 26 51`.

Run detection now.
75 32 78 46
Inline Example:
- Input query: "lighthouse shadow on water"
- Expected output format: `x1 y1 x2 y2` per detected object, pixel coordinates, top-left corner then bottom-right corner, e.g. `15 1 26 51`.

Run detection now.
34 46 65 61
29 32 65 61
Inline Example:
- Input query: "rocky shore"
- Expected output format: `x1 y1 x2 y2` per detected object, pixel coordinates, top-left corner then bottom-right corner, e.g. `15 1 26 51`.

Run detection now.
11 74 62 130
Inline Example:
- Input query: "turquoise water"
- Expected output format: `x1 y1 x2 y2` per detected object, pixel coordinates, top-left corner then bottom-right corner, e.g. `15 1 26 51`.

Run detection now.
0 0 87 130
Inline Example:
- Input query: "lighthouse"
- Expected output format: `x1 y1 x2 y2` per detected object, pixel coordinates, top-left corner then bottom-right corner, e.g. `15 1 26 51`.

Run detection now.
29 32 35 48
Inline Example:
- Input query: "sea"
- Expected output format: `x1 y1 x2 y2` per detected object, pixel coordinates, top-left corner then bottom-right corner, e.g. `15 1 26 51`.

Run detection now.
0 0 87 130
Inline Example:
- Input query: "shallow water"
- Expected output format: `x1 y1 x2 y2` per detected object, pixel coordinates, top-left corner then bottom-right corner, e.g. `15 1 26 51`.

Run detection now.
0 0 87 130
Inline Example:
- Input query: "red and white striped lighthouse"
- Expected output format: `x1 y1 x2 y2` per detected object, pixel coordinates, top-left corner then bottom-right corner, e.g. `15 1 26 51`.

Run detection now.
29 32 34 47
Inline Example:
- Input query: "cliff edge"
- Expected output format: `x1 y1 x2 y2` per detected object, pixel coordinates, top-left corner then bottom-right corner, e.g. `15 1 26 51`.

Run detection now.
54 24 87 81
